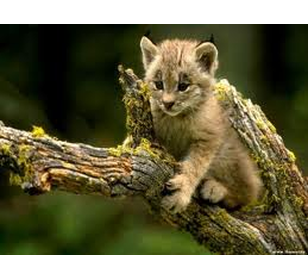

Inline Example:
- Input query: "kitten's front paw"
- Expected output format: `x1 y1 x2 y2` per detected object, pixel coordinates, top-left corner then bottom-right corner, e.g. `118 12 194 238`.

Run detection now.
162 175 192 213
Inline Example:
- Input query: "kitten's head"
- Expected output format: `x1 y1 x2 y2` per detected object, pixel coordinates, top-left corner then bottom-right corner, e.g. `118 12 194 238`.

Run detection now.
140 36 218 117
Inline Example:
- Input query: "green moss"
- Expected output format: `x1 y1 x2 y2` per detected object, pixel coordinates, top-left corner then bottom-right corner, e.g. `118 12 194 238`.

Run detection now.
286 149 296 163
17 145 33 180
108 137 175 165
1 143 11 155
267 121 277 133
138 82 151 100
214 208 229 219
241 187 275 213
8 144 34 188
250 152 297 209
135 138 160 159
31 125 47 138
256 120 266 130
122 80 153 142
255 117 277 134
259 135 270 145
0 143 20 186
18 145 31 165
108 144 131 157
214 82 230 101
292 195 304 208
252 155 273 170
9 173 23 186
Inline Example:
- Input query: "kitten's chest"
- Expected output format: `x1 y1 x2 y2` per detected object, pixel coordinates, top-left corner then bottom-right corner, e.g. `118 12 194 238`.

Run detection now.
153 114 193 160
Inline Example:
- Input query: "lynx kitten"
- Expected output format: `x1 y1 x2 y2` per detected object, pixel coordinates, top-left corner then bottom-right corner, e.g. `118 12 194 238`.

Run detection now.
140 36 263 213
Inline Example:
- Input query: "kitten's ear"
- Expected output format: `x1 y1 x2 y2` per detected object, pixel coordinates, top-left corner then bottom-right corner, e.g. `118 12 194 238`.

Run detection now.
140 36 158 70
195 42 218 75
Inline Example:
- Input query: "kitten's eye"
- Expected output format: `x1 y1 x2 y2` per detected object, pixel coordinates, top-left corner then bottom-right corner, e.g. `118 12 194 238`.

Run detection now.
154 81 164 90
178 83 189 92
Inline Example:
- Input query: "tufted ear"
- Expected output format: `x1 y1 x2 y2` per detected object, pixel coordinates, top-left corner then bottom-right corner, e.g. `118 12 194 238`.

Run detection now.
140 36 158 70
195 42 218 75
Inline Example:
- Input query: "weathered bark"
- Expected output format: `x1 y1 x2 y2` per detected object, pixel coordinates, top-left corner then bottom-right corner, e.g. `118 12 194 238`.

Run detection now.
0 66 308 254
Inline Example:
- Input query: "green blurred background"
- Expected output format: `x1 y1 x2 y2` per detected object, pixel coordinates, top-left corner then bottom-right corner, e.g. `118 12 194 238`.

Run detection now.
0 25 307 254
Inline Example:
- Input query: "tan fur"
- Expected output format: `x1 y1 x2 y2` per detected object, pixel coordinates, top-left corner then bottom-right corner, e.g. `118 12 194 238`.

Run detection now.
140 36 263 213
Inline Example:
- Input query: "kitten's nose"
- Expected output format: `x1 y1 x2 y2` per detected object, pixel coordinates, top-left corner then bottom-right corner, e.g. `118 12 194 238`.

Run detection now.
163 100 175 110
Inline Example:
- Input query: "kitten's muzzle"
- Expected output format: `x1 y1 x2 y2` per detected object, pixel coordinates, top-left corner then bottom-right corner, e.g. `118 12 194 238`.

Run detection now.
162 100 175 110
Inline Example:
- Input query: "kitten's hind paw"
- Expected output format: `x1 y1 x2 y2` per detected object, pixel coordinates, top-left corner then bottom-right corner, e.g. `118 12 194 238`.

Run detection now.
200 179 228 204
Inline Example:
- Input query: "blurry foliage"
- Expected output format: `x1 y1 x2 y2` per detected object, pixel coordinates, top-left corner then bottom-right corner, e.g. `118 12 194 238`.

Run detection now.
0 25 307 254
0 194 208 254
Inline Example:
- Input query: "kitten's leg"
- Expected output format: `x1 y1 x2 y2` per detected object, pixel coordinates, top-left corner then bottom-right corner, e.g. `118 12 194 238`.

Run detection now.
162 141 219 213
200 179 228 204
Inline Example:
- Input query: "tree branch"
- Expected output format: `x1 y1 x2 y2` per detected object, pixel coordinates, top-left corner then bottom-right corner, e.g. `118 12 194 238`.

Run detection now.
0 67 308 254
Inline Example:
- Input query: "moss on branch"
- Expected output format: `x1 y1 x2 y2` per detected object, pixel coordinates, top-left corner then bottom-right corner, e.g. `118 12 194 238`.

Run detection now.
0 67 307 254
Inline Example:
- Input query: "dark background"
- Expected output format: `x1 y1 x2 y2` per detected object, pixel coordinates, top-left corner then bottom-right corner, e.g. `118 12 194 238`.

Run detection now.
0 24 307 254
